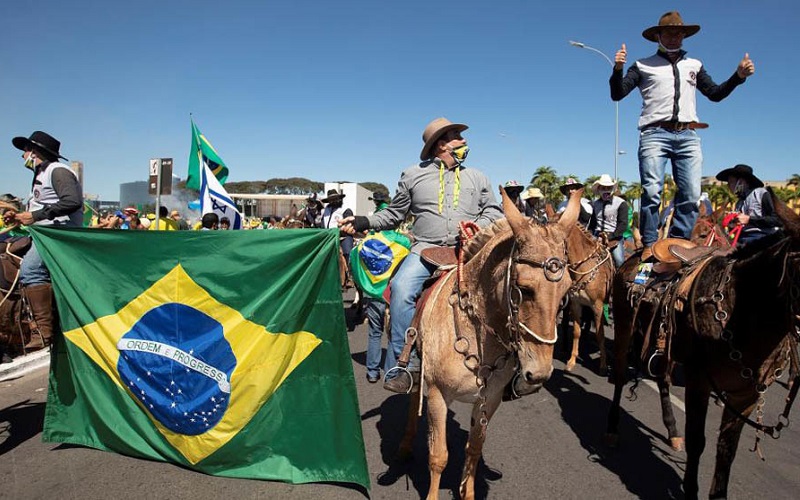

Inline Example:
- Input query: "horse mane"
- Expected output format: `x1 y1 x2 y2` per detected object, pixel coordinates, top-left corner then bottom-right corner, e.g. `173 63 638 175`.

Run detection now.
461 218 513 263
767 187 800 240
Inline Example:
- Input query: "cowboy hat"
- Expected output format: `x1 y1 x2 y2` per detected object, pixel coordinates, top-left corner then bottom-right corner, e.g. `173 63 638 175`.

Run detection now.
715 164 764 189
420 117 468 161
559 177 585 195
503 180 525 195
368 192 389 203
321 189 346 203
642 11 700 42
520 187 544 201
12 131 69 161
592 174 617 193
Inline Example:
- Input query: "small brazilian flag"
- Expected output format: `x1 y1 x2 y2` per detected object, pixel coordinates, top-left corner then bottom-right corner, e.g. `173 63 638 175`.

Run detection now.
187 118 229 191
349 231 411 300
32 226 369 488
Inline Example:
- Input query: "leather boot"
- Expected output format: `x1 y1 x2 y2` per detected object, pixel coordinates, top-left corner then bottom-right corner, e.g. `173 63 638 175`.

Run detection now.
23 283 54 351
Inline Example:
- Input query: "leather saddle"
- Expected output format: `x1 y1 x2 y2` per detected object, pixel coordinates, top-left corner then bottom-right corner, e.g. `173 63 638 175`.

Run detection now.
652 237 721 267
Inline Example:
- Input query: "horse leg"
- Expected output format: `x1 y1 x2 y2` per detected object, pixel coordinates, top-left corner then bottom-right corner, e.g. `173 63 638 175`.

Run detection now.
657 368 684 451
459 394 501 500
566 300 581 371
396 387 422 461
708 394 755 499
425 385 449 500
593 300 607 374
683 368 711 500
604 305 635 446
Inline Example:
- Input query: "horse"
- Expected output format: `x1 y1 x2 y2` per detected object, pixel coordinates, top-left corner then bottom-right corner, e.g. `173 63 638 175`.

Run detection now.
0 223 34 360
394 188 583 500
605 188 800 499
563 224 615 373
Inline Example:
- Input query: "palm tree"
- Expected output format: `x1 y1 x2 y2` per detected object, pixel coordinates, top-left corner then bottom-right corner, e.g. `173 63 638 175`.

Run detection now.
530 166 560 204
707 184 735 212
622 182 642 211
787 173 800 187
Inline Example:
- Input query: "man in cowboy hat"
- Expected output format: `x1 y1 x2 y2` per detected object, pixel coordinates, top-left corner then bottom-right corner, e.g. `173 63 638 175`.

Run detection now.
520 186 547 223
368 191 390 214
304 192 323 227
556 177 593 227
610 11 755 261
320 189 355 282
588 174 630 267
716 164 782 246
339 117 503 393
503 180 526 213
5 131 83 351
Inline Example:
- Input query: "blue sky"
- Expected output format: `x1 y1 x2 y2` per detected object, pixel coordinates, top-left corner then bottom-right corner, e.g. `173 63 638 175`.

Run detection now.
1 1 797 202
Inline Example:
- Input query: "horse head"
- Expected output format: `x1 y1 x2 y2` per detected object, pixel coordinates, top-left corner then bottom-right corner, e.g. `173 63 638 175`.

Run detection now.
497 187 580 394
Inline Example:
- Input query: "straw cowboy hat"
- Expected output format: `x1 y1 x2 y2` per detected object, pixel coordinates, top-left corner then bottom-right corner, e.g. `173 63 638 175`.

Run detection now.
715 164 764 189
642 11 700 42
420 117 468 161
321 189 346 203
559 177 585 195
520 187 544 201
592 174 617 193
12 130 69 161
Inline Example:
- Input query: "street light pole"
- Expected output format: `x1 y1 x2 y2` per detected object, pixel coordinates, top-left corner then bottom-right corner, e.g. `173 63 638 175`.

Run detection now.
569 40 620 182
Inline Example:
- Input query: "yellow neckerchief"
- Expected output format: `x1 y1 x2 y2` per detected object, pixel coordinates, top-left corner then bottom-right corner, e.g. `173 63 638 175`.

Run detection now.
437 160 461 213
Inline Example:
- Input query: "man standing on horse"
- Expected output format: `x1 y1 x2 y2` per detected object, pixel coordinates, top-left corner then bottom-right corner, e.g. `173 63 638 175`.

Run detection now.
611 11 755 261
6 131 83 351
339 117 503 393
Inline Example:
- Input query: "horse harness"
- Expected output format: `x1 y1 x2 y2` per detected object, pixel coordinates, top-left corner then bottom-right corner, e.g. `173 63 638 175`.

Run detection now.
567 237 612 294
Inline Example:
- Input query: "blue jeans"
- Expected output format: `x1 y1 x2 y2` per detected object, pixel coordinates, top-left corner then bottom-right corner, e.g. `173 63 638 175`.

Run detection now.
386 252 435 377
638 127 702 247
364 298 388 378
611 238 625 268
20 241 51 286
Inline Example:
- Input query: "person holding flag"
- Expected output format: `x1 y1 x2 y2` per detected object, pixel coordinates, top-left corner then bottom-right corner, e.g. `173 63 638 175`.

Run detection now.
188 119 242 229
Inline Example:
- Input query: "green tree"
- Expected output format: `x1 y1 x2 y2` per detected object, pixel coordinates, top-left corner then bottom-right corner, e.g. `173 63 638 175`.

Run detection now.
530 166 560 204
622 182 642 210
706 184 735 212
359 182 390 198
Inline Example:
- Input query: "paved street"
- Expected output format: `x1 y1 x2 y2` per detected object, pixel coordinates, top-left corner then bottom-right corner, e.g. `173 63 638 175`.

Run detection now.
1 293 799 499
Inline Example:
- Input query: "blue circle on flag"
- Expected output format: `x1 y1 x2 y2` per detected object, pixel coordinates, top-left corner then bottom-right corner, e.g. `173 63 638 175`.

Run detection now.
117 303 236 435
360 238 394 275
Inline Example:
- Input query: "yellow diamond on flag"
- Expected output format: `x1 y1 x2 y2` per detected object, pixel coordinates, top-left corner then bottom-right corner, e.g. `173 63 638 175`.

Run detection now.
63 264 322 464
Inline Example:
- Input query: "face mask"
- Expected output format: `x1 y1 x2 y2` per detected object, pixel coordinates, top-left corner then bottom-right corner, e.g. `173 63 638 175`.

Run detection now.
733 179 746 196
24 152 36 170
601 191 612 201
657 35 682 54
450 145 469 166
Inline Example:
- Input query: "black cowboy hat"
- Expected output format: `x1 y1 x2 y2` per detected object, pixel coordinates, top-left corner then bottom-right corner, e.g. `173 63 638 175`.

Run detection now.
321 189 346 203
715 164 764 189
368 192 389 203
559 177 585 195
12 131 68 161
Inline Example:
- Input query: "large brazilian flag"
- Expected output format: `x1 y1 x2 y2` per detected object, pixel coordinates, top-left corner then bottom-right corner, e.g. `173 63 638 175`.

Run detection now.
31 226 369 489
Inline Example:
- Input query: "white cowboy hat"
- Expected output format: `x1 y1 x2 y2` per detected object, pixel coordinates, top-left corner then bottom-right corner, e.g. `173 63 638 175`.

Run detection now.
520 187 544 200
592 174 617 193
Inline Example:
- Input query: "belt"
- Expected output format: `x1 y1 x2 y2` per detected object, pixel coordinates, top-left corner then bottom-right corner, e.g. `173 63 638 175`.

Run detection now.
649 121 709 131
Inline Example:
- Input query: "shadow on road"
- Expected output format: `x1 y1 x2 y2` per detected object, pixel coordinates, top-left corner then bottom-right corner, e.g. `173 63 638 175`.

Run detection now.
362 394 501 499
0 399 45 456
547 369 685 498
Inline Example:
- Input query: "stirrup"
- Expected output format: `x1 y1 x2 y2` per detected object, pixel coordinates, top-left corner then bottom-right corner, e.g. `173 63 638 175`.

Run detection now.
647 350 668 377
383 366 414 394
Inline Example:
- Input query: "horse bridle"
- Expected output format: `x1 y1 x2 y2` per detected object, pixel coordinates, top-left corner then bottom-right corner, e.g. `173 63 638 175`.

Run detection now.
504 240 568 348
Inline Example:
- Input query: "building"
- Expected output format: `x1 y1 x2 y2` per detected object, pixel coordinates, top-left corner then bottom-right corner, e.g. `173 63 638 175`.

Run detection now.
229 183 377 220
323 182 374 217
71 161 84 187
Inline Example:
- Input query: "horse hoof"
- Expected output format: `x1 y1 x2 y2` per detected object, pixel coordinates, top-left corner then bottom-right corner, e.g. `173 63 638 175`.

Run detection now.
603 433 619 448
565 361 576 372
669 437 685 452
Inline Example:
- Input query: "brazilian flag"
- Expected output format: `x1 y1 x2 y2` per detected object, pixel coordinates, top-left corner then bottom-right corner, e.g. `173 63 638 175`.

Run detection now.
32 226 369 488
349 231 411 300
187 119 229 191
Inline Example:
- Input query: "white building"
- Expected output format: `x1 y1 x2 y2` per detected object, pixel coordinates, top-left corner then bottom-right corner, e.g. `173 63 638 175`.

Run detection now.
323 182 373 217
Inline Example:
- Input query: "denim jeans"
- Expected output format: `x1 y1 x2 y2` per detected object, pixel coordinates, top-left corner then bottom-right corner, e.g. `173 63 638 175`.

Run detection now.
364 298 387 379
611 238 626 268
638 127 702 247
386 252 435 377
20 241 51 286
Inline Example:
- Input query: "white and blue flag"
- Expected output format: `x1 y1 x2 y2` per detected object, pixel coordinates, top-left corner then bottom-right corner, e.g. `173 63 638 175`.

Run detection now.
200 160 242 229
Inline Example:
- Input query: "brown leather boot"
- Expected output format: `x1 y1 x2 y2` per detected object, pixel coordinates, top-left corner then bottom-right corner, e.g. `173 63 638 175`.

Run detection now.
23 283 54 351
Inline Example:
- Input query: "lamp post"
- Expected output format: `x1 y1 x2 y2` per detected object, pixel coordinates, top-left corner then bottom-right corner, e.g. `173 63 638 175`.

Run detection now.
569 40 620 182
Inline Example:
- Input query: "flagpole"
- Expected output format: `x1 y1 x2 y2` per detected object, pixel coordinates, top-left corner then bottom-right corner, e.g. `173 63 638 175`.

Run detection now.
155 159 162 229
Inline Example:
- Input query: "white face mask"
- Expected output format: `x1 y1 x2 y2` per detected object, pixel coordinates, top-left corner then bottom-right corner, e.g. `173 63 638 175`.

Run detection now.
657 34 682 54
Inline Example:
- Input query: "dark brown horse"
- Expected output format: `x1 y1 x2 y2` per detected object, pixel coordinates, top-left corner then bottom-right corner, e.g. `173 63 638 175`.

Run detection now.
606 189 800 498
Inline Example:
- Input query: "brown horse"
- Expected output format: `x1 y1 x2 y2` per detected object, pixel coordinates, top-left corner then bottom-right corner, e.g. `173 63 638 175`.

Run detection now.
563 224 615 373
395 188 582 500
606 188 800 499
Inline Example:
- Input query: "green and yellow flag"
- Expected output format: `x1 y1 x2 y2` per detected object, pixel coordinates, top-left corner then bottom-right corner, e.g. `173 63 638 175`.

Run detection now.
33 226 368 488
187 119 229 191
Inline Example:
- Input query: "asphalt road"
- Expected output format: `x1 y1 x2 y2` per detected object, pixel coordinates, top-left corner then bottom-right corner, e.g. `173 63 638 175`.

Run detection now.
1 293 798 499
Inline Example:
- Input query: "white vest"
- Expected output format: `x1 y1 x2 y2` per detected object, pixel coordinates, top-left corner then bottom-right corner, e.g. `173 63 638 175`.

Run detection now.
635 54 703 129
28 162 82 227
321 205 348 229
591 196 625 235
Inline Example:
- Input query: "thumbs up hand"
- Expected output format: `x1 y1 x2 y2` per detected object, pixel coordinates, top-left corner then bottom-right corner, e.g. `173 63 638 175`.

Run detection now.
737 53 755 78
614 43 627 70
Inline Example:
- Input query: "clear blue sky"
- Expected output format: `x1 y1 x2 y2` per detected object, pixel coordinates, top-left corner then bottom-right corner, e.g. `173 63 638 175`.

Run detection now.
1 1 797 202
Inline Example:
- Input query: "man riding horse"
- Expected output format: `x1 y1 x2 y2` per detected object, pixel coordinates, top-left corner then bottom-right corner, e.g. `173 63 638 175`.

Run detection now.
339 117 503 393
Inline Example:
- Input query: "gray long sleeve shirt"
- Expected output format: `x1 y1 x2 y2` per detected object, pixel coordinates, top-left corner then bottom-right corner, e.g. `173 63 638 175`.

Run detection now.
367 160 504 253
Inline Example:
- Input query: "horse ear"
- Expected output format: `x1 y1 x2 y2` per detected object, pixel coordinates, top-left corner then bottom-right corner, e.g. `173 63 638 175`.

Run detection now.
499 185 529 237
557 188 582 232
